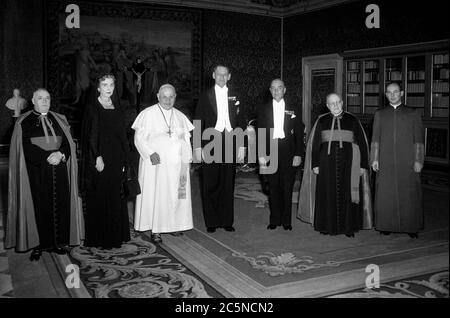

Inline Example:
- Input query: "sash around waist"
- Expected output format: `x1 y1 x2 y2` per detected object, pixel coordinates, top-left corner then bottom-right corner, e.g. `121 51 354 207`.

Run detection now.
30 136 62 151
321 130 354 143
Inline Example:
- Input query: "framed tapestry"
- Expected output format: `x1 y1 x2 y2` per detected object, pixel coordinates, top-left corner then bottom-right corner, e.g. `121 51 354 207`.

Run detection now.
45 0 202 136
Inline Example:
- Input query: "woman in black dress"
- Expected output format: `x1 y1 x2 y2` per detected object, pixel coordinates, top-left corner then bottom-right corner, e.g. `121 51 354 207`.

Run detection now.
80 74 130 249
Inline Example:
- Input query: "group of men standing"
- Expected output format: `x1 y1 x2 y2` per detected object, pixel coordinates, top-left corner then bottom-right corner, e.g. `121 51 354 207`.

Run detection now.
5 64 425 261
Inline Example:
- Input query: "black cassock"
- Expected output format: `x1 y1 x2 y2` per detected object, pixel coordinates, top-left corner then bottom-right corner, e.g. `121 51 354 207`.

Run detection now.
311 112 369 235
21 111 71 249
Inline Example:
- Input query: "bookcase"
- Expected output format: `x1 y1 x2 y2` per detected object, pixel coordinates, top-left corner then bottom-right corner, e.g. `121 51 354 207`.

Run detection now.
343 40 449 165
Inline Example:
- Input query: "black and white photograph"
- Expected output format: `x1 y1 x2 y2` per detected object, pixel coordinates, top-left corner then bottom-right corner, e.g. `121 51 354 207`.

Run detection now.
0 0 448 306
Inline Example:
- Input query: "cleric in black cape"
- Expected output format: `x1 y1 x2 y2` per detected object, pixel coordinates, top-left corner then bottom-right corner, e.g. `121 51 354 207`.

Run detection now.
298 93 373 236
6 88 84 260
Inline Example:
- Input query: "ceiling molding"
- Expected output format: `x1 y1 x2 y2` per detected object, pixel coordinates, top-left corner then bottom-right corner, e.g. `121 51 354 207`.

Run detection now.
107 0 355 17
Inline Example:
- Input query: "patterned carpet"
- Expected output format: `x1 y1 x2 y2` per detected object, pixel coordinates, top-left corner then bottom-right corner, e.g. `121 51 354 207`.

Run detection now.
0 217 13 298
328 270 448 298
0 159 13 298
1 160 448 298
156 170 449 298
66 230 224 298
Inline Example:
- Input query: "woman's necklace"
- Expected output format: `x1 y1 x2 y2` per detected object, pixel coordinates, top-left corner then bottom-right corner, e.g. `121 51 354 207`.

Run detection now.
98 96 113 108
157 104 174 136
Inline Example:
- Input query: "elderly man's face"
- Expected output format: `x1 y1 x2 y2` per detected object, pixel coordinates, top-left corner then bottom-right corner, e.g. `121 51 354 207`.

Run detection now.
326 94 343 116
33 90 51 113
385 83 403 105
13 89 20 97
270 80 286 102
212 66 230 88
158 87 176 110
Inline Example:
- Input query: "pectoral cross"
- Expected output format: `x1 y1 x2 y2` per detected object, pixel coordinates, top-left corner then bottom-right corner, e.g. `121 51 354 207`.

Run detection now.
167 128 172 137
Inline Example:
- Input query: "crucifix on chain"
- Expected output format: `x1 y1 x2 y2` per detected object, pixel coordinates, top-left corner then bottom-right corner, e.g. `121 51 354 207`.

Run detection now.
158 104 174 137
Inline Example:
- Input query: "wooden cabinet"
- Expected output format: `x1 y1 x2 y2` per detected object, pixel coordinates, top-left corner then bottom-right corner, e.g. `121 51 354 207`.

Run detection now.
343 40 449 165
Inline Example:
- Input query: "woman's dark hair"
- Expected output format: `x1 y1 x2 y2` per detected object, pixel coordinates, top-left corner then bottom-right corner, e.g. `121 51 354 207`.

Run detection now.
96 74 116 88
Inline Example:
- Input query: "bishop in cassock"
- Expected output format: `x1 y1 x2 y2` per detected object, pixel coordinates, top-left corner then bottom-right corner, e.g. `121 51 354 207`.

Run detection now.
132 84 194 243
298 93 373 237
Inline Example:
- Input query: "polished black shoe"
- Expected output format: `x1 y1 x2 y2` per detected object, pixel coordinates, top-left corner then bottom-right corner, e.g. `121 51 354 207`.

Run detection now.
29 248 42 261
282 225 292 231
152 233 162 243
345 233 355 238
206 227 216 233
170 232 184 237
267 224 277 230
408 233 419 239
224 226 235 232
52 247 67 255
379 231 392 236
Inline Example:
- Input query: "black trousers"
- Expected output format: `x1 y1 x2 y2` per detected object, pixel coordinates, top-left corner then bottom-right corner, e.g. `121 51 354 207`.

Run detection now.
265 136 298 227
201 162 236 228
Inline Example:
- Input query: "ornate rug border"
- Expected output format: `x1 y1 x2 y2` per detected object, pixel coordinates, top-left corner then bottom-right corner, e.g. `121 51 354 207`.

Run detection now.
162 229 449 298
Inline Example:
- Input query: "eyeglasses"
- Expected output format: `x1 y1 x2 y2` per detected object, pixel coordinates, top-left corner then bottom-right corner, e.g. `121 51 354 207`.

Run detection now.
386 91 401 95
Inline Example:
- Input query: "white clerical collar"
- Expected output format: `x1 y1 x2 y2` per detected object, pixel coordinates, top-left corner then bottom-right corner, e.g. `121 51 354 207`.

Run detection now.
215 84 228 91
390 103 402 109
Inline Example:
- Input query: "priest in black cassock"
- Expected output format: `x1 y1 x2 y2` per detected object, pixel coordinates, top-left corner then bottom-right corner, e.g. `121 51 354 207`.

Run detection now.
298 93 373 237
6 88 84 261
370 82 424 238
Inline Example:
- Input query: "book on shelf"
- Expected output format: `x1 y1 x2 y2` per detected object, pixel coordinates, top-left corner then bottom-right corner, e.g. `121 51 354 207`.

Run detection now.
364 106 377 114
433 82 450 93
364 72 379 81
407 70 425 81
435 68 450 80
364 96 379 106
433 54 449 65
432 95 449 108
406 96 424 107
386 71 402 81
364 60 379 69
347 61 360 70
347 95 360 106
347 72 360 82
347 106 360 114
364 84 379 93
407 82 425 93
347 84 361 93
432 108 448 117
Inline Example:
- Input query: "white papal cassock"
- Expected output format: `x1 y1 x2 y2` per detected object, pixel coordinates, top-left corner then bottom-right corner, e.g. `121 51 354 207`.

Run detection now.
132 104 194 233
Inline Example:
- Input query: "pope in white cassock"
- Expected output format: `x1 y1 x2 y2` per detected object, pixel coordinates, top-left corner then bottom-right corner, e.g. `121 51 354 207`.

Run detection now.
132 84 194 243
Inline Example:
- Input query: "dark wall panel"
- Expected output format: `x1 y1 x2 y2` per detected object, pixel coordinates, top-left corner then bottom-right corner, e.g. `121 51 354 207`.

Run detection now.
0 0 44 144
202 10 281 121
